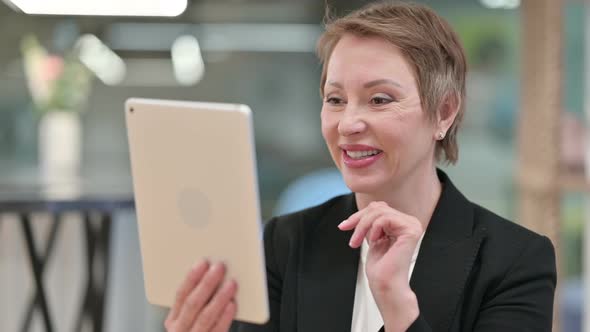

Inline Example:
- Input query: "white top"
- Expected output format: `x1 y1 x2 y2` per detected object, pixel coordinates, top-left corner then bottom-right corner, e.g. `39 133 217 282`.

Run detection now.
351 234 425 332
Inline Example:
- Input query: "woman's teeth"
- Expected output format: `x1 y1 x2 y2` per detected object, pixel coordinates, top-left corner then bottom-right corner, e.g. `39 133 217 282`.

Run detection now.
346 149 381 159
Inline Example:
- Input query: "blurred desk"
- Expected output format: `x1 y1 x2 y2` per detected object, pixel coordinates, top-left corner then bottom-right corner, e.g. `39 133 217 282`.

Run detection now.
0 178 134 332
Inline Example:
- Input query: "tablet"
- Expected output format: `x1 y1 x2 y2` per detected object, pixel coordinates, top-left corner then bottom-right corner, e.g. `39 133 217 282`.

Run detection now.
124 98 269 324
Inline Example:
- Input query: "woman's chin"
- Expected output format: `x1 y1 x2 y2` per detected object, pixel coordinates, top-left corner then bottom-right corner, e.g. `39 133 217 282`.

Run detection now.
342 176 384 194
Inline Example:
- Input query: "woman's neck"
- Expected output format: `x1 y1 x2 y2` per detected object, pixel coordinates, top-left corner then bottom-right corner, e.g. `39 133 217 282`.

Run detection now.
354 166 442 230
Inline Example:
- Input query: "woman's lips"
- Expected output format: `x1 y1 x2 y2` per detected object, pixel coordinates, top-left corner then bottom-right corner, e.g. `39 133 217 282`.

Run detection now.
341 148 383 168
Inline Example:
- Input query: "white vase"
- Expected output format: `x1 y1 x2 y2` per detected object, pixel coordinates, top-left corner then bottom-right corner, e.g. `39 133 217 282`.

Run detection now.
38 111 82 185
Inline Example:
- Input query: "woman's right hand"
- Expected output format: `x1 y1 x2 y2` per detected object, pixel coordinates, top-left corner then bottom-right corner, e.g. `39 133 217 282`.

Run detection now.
165 260 238 332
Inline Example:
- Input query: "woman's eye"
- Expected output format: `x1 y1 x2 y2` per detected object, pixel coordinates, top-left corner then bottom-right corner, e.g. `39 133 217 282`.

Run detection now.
370 95 394 105
325 97 345 105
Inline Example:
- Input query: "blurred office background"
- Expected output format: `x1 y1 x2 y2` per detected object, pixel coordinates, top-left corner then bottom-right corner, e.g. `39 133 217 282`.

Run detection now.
0 0 586 331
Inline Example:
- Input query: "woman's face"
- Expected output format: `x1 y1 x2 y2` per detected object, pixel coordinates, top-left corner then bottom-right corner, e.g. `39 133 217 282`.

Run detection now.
321 34 438 194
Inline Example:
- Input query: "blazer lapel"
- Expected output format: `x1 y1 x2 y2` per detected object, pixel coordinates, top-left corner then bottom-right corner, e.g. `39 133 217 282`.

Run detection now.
298 194 360 332
409 170 486 331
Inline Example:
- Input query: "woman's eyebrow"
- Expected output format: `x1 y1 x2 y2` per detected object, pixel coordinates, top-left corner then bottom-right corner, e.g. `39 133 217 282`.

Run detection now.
326 79 404 89
327 80 343 89
363 79 403 89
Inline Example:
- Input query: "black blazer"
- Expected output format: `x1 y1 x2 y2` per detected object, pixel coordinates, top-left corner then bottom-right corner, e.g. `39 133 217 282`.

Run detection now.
233 171 556 332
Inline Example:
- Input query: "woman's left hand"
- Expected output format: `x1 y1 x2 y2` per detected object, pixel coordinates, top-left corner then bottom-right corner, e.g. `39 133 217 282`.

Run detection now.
338 201 423 332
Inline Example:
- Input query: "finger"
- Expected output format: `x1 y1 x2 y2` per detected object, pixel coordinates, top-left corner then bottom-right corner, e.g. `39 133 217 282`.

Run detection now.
167 260 210 323
368 216 388 243
362 203 418 246
338 209 364 230
176 262 226 331
349 207 385 248
211 301 237 332
378 233 421 275
369 210 411 240
372 216 423 264
339 201 390 231
192 279 238 331
340 202 385 238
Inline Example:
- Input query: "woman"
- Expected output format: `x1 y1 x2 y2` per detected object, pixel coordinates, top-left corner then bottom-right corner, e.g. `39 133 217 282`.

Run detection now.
164 2 556 331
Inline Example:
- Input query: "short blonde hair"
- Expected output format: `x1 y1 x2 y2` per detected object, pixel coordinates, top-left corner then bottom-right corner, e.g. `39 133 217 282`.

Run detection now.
317 1 467 164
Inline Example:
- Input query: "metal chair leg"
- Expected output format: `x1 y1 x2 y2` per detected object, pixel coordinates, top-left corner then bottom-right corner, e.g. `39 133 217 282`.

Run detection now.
21 213 62 332
20 213 55 332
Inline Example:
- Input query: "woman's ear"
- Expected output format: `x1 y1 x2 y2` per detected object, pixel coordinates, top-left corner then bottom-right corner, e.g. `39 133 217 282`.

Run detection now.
436 92 460 134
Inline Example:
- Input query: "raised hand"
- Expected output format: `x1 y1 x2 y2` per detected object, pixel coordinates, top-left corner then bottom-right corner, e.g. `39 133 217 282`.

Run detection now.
339 201 423 331
165 260 238 332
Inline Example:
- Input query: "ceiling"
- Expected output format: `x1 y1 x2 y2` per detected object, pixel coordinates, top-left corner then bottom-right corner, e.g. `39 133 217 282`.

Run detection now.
0 0 584 61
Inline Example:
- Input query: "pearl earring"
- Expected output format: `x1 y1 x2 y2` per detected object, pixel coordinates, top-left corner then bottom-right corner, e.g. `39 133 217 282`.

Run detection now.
438 131 445 140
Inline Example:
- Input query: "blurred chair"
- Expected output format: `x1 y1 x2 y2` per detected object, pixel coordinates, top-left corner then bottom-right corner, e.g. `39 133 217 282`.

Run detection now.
274 168 350 216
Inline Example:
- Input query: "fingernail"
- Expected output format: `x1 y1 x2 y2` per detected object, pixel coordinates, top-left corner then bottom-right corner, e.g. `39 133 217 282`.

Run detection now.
338 219 347 228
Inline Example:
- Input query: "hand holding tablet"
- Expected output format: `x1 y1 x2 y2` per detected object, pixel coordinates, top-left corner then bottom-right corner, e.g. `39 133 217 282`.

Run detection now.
164 260 238 332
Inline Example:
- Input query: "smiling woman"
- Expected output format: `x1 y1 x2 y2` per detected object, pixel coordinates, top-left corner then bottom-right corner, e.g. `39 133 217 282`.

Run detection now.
321 35 445 201
164 2 556 332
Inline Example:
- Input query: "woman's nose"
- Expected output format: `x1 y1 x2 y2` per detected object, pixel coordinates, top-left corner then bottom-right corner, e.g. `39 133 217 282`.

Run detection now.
337 108 367 136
